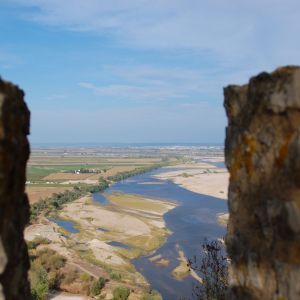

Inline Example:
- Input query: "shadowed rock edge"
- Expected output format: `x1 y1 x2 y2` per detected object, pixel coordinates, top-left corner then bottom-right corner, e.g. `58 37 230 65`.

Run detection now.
0 78 31 299
224 66 300 300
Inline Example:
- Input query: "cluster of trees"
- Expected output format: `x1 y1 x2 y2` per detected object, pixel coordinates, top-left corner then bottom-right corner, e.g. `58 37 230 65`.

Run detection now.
107 164 164 181
65 168 103 174
30 163 166 222
30 178 109 221
29 245 66 300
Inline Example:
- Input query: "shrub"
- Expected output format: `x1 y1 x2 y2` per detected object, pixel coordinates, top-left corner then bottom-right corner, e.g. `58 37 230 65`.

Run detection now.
30 266 49 300
35 248 66 272
110 271 122 281
90 277 106 296
48 271 61 289
113 286 130 300
27 237 51 250
29 247 66 295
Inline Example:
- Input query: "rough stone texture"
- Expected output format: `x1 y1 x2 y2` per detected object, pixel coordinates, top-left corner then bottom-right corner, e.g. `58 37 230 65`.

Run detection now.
0 78 31 299
224 66 300 300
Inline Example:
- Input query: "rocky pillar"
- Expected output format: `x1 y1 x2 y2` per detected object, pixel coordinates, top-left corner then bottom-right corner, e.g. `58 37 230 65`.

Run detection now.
224 66 300 300
0 78 31 299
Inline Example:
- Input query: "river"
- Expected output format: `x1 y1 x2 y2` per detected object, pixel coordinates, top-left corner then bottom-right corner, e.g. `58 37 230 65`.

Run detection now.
51 167 227 299
97 167 227 300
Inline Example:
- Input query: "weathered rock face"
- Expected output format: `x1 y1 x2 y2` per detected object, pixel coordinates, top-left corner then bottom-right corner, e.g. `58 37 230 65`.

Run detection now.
0 78 31 299
224 66 300 300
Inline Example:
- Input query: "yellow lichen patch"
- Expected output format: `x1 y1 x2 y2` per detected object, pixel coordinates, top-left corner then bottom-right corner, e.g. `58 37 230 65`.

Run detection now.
230 145 243 180
276 133 294 167
230 134 256 179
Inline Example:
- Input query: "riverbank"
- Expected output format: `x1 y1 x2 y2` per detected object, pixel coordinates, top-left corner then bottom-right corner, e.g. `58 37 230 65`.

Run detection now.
154 162 229 200
25 191 176 299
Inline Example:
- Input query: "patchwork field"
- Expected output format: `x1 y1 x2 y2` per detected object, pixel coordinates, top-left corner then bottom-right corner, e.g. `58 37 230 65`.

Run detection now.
26 149 171 206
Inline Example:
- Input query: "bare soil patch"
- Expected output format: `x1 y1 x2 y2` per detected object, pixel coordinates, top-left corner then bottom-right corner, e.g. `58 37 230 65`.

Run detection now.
26 186 72 203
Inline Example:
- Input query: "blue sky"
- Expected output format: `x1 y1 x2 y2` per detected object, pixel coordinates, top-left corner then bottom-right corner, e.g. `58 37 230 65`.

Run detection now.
0 0 299 144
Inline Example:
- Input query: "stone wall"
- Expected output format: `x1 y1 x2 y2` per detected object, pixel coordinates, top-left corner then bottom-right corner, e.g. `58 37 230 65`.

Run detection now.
0 78 31 299
224 66 300 300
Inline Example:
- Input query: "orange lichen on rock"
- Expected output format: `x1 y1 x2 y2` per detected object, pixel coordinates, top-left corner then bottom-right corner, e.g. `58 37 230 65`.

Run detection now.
224 66 300 300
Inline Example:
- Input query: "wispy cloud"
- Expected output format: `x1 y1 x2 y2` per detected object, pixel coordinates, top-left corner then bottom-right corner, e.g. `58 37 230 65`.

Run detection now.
78 65 214 102
78 81 184 102
78 64 263 103
8 0 300 68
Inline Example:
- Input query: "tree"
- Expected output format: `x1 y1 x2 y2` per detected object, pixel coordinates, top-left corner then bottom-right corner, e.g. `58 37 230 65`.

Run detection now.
188 239 228 300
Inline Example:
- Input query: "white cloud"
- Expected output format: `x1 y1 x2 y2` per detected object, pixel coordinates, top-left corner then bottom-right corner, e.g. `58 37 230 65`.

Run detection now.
78 81 184 102
8 0 300 69
78 65 218 102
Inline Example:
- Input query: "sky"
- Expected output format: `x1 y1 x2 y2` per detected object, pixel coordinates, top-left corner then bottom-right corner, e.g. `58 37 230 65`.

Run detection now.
0 0 299 144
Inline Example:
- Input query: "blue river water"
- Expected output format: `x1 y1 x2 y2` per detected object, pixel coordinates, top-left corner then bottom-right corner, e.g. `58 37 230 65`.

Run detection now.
99 167 227 300
49 218 79 234
51 167 227 299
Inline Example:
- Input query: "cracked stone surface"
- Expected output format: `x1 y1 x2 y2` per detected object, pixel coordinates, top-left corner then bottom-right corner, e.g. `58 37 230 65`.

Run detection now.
224 66 300 300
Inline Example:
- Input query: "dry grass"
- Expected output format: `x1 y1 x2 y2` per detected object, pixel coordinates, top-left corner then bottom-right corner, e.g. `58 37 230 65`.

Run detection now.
26 186 72 203
42 173 94 181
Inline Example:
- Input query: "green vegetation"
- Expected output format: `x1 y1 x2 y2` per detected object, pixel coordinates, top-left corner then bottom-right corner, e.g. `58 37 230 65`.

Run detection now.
90 277 106 296
30 177 109 221
29 243 109 299
27 164 108 181
106 192 168 213
110 271 122 281
64 167 102 174
27 237 50 250
29 163 166 222
113 286 130 300
107 164 164 181
30 266 49 300
29 248 66 299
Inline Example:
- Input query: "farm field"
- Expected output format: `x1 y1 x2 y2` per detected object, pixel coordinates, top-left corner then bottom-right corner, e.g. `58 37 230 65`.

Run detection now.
26 186 72 204
26 147 177 213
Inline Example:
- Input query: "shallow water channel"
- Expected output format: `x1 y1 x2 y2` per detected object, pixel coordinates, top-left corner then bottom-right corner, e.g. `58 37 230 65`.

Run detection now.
52 167 227 299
